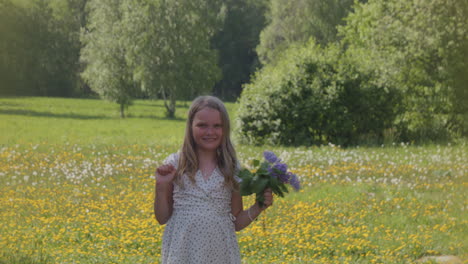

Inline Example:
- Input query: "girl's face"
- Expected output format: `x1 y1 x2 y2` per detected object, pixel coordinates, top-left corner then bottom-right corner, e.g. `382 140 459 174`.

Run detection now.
191 107 223 153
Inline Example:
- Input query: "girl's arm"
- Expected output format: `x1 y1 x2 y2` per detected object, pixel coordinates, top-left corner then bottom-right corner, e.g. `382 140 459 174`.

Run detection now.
231 188 273 232
154 164 176 225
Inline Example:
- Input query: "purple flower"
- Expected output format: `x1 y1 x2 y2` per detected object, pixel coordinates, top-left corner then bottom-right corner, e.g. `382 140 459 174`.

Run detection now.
273 162 287 174
278 172 292 183
268 162 288 179
289 173 300 191
263 151 279 163
263 150 300 193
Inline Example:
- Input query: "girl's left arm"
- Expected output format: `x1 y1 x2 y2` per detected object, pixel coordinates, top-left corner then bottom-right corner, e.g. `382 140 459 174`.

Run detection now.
231 188 273 232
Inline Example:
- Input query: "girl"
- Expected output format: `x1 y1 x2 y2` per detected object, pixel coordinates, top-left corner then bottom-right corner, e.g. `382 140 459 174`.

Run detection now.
154 95 273 263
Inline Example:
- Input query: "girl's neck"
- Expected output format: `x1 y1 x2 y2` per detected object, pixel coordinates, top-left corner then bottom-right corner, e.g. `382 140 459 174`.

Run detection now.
197 150 217 180
197 149 217 166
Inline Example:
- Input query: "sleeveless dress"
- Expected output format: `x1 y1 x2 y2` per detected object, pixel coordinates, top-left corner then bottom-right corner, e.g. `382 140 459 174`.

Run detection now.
160 153 241 264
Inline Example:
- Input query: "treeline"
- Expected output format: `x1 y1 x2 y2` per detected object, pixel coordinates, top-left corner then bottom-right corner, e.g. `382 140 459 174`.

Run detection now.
1 0 467 144
0 0 266 116
238 0 467 145
0 0 86 97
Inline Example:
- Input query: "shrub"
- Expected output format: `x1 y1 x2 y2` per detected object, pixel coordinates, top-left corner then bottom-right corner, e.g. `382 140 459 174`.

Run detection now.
236 41 401 146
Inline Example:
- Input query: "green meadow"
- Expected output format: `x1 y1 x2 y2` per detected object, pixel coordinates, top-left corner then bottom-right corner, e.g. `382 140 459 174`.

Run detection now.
0 97 193 146
1 97 467 264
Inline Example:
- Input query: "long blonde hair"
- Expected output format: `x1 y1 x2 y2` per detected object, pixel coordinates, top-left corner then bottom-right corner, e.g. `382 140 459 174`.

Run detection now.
176 96 239 191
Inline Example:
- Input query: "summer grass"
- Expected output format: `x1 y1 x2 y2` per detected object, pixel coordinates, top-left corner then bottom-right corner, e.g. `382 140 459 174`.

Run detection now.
1 97 466 263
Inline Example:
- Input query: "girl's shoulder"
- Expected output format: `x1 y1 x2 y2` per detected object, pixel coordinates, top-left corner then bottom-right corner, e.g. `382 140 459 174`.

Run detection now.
163 152 179 168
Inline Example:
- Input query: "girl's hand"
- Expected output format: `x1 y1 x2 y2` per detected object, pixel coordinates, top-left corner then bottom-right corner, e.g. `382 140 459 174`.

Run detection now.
155 164 176 185
261 188 273 210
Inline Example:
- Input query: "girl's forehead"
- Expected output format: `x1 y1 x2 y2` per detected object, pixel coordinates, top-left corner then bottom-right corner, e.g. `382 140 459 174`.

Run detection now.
193 107 222 120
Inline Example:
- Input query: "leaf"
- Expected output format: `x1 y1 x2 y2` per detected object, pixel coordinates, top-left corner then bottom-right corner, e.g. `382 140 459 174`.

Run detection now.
256 162 270 176
256 192 265 207
240 177 253 196
240 184 253 196
252 177 269 194
250 174 259 185
279 183 289 194
238 168 252 179
252 159 260 167
268 176 285 197
269 175 279 186
271 184 284 197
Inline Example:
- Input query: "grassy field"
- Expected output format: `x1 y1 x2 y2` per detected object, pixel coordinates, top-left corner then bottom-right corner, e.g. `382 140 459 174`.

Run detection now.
1 97 467 263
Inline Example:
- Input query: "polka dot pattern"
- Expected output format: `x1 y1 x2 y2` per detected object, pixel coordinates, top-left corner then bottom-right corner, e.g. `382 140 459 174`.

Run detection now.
160 153 241 264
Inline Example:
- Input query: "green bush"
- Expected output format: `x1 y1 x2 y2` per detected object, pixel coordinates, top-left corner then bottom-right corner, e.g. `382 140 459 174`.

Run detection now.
236 41 401 146
339 0 468 143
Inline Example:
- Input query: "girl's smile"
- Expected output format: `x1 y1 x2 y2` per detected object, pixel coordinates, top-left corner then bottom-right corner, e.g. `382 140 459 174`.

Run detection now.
192 108 223 153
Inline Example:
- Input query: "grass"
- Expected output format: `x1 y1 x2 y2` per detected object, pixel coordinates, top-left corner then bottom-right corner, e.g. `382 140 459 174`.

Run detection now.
0 97 194 146
1 97 467 263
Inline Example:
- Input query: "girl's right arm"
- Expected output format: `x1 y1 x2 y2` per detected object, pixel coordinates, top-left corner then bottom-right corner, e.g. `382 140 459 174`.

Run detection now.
154 164 176 225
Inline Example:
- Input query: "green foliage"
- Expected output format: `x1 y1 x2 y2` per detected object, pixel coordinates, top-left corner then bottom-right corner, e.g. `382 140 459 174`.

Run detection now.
211 0 268 101
237 41 400 146
122 0 224 117
81 0 137 118
339 0 468 142
0 0 25 95
257 0 359 64
2 0 466 144
0 0 84 97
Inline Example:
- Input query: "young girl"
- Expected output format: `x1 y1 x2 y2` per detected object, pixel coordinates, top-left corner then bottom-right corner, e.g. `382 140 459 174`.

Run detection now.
154 95 273 263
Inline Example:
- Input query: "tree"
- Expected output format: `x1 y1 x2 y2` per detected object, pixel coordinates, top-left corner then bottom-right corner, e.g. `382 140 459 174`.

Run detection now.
0 0 85 97
211 0 268 101
123 0 224 117
81 0 135 117
0 0 26 95
340 0 468 141
50 0 90 96
256 0 360 64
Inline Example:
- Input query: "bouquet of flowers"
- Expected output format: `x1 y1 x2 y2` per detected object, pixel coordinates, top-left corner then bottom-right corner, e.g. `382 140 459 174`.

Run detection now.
239 151 300 206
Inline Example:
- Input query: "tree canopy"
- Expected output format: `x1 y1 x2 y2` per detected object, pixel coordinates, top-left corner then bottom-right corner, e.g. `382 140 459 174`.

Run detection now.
81 0 224 118
238 0 467 145
256 0 360 64
124 0 224 117
81 0 135 118
0 0 84 96
340 0 468 140
211 0 268 101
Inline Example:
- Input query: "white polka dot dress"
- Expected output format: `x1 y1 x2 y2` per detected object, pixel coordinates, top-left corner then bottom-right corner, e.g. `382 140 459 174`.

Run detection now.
160 153 241 264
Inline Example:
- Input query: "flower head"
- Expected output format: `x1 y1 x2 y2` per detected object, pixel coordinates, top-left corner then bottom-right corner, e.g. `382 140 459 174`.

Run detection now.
268 162 288 179
263 151 279 163
278 171 292 183
273 162 288 174
289 173 300 191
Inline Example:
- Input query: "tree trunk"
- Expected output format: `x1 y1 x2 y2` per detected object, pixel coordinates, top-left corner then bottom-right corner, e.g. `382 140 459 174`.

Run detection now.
167 96 176 118
120 103 125 118
162 90 176 118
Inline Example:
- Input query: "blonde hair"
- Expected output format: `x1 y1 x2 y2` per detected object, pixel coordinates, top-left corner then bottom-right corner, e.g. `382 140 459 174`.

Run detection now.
176 95 239 191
